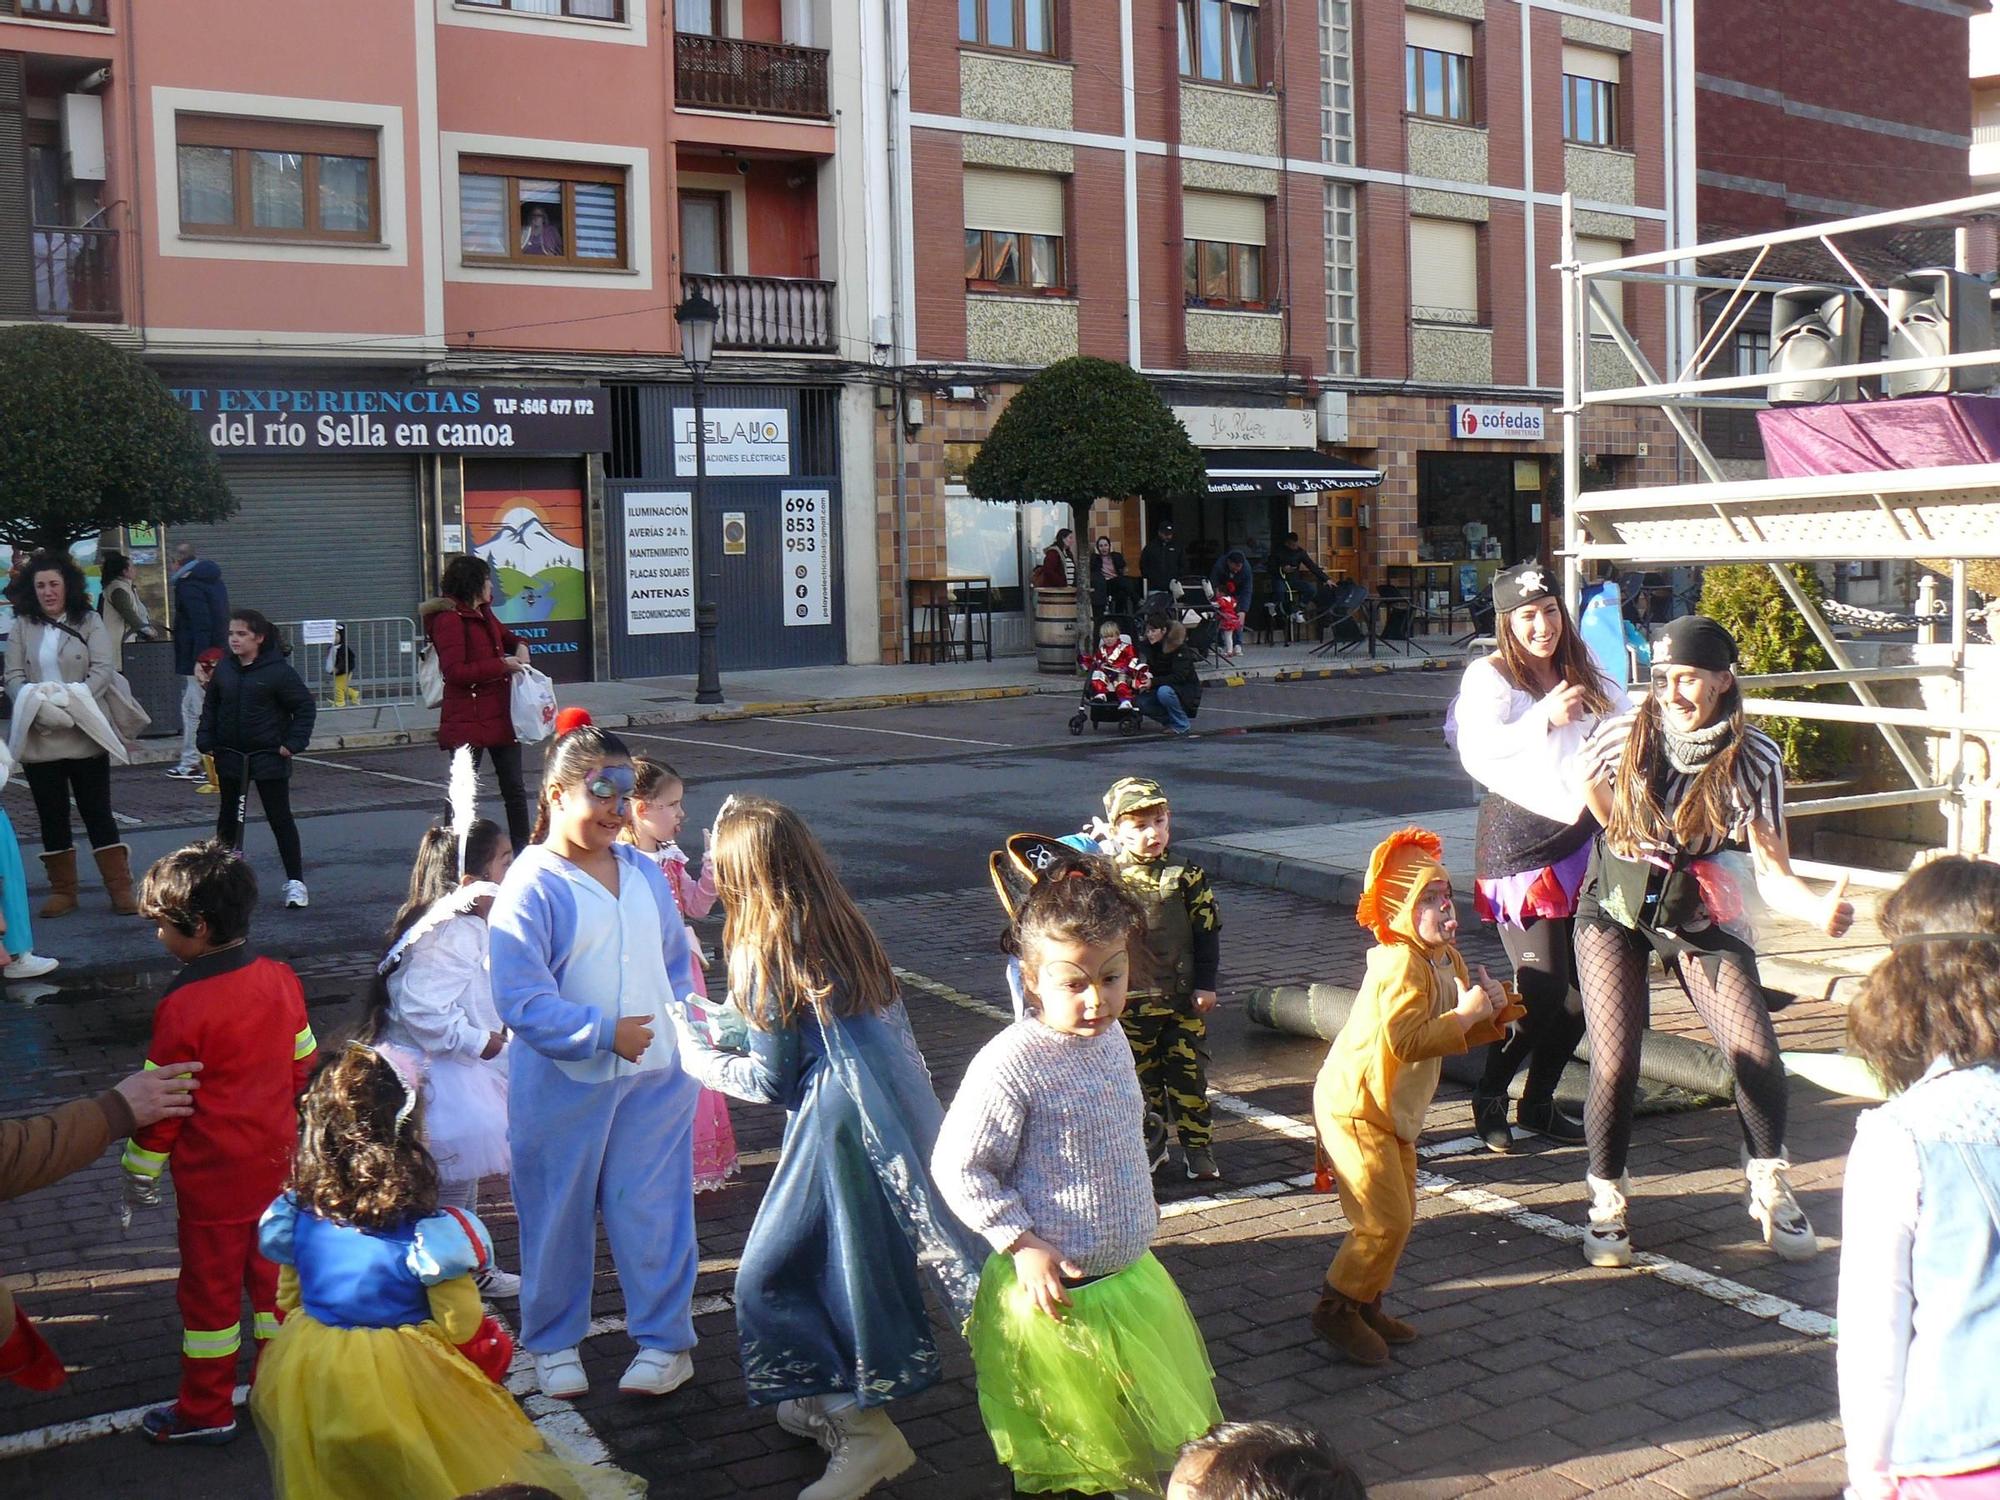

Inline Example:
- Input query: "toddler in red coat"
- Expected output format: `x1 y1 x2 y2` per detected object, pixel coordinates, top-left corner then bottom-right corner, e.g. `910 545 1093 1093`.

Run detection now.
1087 620 1152 715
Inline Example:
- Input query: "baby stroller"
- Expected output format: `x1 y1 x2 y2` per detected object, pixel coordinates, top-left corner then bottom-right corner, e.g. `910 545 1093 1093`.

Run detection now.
1069 609 1146 736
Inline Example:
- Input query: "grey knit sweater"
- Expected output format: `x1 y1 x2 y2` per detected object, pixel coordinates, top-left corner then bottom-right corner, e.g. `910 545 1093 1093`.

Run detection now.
931 1018 1159 1277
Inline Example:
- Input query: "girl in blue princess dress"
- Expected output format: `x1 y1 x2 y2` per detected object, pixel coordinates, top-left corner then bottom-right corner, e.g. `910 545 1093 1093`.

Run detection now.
488 722 702 1402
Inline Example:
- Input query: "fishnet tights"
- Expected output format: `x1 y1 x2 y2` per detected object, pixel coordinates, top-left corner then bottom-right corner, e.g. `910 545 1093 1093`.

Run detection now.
1573 922 1787 1180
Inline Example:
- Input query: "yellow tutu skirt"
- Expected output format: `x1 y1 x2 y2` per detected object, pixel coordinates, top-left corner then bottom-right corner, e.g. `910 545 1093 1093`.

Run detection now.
250 1313 644 1500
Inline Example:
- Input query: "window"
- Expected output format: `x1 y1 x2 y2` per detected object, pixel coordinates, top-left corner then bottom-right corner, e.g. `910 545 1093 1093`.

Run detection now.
678 190 728 275
959 0 1053 55
1735 326 1770 376
963 168 1068 293
459 157 627 268
463 0 626 19
1562 46 1620 147
1405 12 1473 123
175 116 380 242
1577 234 1625 336
1410 217 1479 323
1183 190 1268 309
1179 0 1260 88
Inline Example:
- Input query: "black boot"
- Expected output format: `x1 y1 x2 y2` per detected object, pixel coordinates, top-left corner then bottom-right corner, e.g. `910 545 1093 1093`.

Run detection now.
1472 1093 1512 1153
1516 1097 1586 1143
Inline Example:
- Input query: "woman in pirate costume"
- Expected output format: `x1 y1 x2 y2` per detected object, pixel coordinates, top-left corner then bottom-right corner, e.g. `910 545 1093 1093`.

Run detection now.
1447 560 1626 1151
1572 614 1853 1268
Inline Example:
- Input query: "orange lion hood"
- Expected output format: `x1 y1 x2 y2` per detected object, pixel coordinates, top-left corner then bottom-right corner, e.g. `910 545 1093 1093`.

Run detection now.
1355 827 1451 948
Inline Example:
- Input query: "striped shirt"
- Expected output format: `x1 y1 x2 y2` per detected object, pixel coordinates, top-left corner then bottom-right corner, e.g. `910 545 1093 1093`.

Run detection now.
1578 709 1786 857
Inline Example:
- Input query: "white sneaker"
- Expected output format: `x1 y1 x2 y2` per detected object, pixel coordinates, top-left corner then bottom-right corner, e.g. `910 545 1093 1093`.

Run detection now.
777 1396 836 1452
283 880 309 909
165 765 205 782
534 1347 587 1400
618 1347 693 1397
3 953 58 979
1584 1172 1633 1268
474 1265 520 1300
1745 1154 1818 1261
800 1405 916 1500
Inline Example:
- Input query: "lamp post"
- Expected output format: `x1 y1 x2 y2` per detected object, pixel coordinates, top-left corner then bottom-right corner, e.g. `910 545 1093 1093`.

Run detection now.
676 290 724 705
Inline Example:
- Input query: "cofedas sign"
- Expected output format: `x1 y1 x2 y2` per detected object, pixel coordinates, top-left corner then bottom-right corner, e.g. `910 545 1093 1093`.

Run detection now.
1449 404 1546 442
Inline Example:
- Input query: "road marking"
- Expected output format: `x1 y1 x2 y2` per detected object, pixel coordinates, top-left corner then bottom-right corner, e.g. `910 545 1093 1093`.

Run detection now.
293 754 446 791
0 1384 250 1461
753 716 1011 749
621 729 838 764
1193 706 1318 721
891 967 1835 1342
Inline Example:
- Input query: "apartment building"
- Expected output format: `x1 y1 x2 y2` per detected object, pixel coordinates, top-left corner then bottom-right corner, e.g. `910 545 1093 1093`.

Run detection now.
873 0 1687 659
1 0 882 679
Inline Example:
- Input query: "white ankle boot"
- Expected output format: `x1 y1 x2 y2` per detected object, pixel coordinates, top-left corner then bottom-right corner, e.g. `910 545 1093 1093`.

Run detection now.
799 1403 916 1500
1584 1172 1633 1267
1744 1154 1818 1261
776 1396 835 1452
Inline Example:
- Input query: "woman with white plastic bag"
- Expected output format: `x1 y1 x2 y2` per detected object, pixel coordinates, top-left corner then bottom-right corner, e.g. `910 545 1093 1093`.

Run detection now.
420 555 534 850
510 664 558 745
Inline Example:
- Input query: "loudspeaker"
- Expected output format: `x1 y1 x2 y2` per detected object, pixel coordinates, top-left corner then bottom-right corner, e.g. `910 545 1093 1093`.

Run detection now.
1767 286 1860 406
1885 268 1999 398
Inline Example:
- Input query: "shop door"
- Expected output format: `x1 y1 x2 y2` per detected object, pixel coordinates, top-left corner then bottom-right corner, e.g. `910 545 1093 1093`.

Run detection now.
1417 453 1534 564
1324 491 1361 583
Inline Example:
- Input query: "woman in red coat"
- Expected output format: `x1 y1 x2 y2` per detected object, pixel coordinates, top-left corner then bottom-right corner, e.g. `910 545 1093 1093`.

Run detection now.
422 555 532 850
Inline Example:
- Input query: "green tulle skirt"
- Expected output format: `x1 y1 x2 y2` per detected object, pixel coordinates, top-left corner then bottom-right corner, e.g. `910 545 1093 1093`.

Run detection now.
966 1251 1222 1496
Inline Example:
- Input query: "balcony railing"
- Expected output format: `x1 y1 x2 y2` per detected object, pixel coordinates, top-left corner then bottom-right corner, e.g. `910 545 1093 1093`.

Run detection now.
674 33 830 120
32 227 119 323
7 0 109 23
684 272 835 353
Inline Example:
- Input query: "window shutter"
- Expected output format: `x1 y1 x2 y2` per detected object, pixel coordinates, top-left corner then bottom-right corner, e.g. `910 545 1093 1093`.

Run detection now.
1410 218 1478 318
1561 45 1621 83
0 53 32 319
962 168 1065 237
1577 235 1626 332
1183 190 1267 246
1406 11 1474 55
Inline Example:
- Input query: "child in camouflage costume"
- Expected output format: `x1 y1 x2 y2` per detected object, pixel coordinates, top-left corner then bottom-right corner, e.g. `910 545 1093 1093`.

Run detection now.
1102 777 1224 1182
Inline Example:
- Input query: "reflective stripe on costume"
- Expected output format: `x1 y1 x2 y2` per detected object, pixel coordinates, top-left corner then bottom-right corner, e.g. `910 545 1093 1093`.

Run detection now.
181 1323 241 1359
121 1140 168 1178
293 1025 316 1062
253 1311 280 1340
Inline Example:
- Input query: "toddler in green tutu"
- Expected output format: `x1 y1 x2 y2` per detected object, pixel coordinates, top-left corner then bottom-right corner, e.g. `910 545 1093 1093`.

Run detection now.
933 856 1223 1496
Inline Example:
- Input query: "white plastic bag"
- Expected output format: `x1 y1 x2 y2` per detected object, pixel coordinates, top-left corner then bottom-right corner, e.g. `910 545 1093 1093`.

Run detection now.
510 666 558 743
417 643 444 708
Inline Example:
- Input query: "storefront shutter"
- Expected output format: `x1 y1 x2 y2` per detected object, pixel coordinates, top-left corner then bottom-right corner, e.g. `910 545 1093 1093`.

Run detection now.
0 53 36 320
1405 11 1474 55
1577 234 1626 332
1183 190 1267 246
962 168 1064 236
1561 45 1622 83
176 454 424 627
1410 218 1478 318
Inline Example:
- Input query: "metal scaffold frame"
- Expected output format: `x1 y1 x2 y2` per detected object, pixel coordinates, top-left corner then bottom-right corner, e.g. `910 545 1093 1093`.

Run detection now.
1556 189 2000 865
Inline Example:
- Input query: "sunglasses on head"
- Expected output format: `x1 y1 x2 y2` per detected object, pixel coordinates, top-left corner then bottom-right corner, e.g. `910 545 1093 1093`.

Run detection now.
582 765 636 806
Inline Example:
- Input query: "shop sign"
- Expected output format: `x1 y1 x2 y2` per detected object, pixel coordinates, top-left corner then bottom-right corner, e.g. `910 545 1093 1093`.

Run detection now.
170 384 611 455
1171 405 1317 450
623 491 696 636
1450 404 1546 442
722 513 748 556
673 407 790 476
782 489 831 628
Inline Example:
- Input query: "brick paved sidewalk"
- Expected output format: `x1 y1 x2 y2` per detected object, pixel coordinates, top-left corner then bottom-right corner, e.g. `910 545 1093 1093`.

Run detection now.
0 884 1860 1498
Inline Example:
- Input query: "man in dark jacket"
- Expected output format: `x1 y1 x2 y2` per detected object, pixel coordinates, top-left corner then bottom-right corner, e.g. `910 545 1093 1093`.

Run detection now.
1136 613 1202 736
168 544 229 781
1139 521 1187 597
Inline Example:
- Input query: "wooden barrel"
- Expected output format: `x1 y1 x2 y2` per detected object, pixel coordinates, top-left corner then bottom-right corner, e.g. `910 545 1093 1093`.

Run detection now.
1032 585 1080 674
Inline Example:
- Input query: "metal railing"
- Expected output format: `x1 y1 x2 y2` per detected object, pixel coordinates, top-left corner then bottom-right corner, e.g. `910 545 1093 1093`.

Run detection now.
683 271 835 352
1974 123 2000 144
32 227 119 322
272 616 420 733
673 32 831 119
8 0 109 23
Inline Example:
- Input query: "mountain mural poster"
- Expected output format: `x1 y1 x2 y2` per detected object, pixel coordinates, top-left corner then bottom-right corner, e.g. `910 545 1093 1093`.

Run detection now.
464 467 591 684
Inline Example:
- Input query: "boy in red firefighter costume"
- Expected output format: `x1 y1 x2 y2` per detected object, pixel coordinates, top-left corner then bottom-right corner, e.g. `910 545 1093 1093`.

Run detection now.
121 840 317 1445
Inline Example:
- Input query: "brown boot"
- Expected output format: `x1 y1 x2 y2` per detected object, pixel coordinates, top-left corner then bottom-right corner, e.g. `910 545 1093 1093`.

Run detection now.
93 843 139 916
37 849 78 919
1310 1288 1388 1366
1361 1297 1418 1344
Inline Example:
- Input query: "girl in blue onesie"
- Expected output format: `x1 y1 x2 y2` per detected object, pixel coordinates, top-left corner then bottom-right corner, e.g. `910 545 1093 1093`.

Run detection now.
488 721 702 1401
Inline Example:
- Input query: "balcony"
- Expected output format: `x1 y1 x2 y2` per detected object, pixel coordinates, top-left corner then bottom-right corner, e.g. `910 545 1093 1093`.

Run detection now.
5 0 109 23
32 227 119 323
684 272 834 353
674 33 830 121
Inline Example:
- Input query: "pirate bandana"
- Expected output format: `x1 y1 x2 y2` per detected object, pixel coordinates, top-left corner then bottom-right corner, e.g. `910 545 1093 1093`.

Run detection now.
1492 561 1555 615
1653 614 1737 673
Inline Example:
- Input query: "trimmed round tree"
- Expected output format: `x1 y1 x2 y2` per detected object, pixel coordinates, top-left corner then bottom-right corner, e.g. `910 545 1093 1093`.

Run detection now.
0 325 235 552
966 357 1205 668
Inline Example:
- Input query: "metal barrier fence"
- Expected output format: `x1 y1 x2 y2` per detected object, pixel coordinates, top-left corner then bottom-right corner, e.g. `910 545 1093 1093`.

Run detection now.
270 616 421 732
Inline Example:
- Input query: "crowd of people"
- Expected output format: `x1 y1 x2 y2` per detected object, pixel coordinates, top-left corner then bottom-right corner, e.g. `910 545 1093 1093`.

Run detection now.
0 549 1995 1500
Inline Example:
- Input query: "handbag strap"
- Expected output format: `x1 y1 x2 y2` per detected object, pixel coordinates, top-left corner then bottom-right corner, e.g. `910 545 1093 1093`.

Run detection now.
439 1204 490 1273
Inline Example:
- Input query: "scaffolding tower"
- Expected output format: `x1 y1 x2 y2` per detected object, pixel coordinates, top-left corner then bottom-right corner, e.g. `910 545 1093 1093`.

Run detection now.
1558 190 2000 874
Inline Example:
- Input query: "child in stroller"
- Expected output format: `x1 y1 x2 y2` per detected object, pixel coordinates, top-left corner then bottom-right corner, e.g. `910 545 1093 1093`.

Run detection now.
1071 616 1151 735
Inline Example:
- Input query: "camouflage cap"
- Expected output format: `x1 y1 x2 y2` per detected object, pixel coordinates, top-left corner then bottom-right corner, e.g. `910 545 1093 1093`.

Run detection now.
1104 776 1169 822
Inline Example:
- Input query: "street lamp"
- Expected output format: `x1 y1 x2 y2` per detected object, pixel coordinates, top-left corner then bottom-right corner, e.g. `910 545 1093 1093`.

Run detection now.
676 289 724 705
